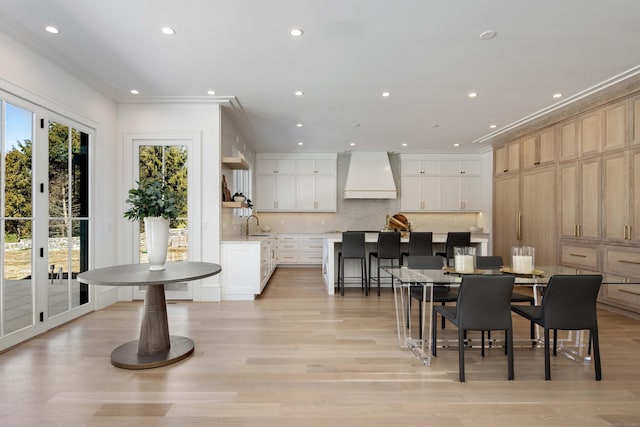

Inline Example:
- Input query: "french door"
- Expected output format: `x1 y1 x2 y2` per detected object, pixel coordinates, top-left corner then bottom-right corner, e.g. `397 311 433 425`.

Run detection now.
130 136 197 300
1 95 93 351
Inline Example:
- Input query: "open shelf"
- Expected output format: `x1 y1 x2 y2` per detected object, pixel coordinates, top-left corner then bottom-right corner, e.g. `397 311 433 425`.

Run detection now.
222 157 249 170
222 201 249 208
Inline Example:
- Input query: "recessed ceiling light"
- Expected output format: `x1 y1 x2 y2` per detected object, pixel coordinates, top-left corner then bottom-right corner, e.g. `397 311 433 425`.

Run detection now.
45 26 60 34
353 123 361 127
161 27 176 35
490 124 497 129
130 89 139 95
297 142 304 146
207 90 216 95
430 124 440 128
454 143 460 147
382 91 391 97
349 142 356 146
553 93 563 99
479 30 497 40
290 28 304 37
468 92 478 98
402 143 408 147
296 123 303 127
295 90 304 96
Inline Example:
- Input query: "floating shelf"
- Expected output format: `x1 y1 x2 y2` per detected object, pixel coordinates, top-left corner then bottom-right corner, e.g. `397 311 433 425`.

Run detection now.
222 156 249 170
222 201 248 208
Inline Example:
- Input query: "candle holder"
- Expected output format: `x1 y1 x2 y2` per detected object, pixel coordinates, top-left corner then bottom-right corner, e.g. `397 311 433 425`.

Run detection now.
511 246 535 274
454 246 476 274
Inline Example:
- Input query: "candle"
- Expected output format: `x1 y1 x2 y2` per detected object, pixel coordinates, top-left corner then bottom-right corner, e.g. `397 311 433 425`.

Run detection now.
512 255 533 274
455 254 475 273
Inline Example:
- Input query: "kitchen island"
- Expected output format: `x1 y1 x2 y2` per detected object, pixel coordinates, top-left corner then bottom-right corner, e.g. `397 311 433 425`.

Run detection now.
220 234 277 300
321 232 489 295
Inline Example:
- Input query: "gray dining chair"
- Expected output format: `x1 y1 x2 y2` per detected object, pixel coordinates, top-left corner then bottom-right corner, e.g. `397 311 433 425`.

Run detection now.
511 274 603 380
337 232 367 296
368 232 402 296
432 274 515 382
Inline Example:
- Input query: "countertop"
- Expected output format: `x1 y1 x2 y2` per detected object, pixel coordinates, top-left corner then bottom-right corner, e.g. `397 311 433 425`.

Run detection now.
221 234 274 243
221 232 489 244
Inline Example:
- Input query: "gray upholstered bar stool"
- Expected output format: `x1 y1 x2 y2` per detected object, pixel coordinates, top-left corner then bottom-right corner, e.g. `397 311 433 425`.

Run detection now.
368 231 401 296
435 231 471 266
401 231 433 265
337 231 367 296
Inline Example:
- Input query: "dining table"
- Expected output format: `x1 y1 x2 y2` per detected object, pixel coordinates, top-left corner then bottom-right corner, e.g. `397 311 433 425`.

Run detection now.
383 264 640 366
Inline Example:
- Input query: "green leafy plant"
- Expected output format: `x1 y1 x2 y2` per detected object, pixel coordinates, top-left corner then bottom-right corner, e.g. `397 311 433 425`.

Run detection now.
123 178 182 221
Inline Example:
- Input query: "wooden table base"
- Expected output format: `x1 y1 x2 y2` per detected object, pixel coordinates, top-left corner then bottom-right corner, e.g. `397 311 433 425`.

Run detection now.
110 336 194 369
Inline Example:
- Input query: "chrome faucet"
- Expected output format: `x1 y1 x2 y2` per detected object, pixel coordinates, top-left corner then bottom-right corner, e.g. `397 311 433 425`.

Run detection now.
245 214 259 236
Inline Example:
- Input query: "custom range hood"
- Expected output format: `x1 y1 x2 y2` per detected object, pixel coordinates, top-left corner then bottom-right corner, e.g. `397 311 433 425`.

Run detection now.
343 152 397 199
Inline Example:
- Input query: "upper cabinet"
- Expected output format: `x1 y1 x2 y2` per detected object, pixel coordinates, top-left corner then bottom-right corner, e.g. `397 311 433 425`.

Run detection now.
255 153 337 212
401 155 483 212
603 101 628 151
522 127 556 170
494 140 520 176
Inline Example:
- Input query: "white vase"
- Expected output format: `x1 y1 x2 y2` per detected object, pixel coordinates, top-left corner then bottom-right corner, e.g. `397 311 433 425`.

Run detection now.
144 216 170 271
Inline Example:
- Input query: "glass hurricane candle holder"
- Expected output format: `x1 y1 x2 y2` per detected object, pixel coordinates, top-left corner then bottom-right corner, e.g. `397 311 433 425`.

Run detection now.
454 246 476 274
511 246 535 274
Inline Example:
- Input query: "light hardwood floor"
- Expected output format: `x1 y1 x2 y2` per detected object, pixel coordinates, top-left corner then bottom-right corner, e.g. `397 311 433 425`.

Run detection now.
1 267 640 426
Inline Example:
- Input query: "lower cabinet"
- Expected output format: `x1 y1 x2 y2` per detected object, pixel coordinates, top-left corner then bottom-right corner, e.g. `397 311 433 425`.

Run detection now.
600 245 640 313
277 234 324 265
220 237 276 300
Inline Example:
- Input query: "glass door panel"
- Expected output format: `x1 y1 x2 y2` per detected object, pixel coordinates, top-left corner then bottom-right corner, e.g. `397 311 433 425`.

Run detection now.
47 121 90 318
2 102 35 336
135 143 190 299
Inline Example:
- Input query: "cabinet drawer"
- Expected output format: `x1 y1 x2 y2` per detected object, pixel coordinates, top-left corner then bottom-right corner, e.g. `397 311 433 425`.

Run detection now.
298 253 323 264
605 247 640 276
605 284 640 310
279 242 298 251
278 253 299 263
561 245 598 269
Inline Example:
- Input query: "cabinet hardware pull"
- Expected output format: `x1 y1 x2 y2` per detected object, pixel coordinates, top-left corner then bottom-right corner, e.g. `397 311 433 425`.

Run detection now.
569 253 587 258
516 213 523 240
630 225 633 240
624 225 628 240
504 169 508 173
619 259 640 265
579 224 582 237
574 224 578 237
534 161 540 165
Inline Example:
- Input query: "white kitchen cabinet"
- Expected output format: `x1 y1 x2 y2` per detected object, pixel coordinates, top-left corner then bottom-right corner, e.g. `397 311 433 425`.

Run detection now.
277 234 325 265
400 155 483 212
296 174 336 211
256 153 337 212
255 174 296 211
220 236 276 300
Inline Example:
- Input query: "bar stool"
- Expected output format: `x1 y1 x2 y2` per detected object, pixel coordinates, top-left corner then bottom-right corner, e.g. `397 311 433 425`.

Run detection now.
368 232 401 296
435 232 471 266
337 232 367 296
401 231 433 265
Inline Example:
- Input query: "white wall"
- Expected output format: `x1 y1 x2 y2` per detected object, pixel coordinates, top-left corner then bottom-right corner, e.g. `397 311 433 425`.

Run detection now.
117 102 223 301
0 30 119 309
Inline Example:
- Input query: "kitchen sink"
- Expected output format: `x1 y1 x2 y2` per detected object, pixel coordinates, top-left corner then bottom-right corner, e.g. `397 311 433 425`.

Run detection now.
249 234 270 236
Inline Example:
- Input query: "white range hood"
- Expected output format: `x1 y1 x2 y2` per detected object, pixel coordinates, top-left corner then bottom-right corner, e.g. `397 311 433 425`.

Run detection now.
343 152 397 199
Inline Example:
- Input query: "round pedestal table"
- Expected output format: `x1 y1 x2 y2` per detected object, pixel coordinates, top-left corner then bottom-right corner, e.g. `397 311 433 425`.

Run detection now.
77 261 221 369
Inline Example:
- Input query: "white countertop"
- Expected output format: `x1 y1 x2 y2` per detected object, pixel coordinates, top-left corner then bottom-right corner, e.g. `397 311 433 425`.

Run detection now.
221 234 273 243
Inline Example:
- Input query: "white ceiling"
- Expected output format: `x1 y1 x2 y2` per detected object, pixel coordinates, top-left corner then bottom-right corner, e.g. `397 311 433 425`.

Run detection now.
1 0 640 154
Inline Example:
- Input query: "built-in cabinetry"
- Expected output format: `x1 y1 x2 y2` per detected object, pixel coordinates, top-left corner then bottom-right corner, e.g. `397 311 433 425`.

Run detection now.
493 90 640 315
255 153 337 212
493 167 557 266
221 156 251 208
277 234 325 265
220 236 277 300
400 155 483 212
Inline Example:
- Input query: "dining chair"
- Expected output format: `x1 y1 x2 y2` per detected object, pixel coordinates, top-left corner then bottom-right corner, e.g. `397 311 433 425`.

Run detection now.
406 255 456 337
401 232 433 265
432 275 515 382
510 274 603 380
476 255 536 347
435 232 471 266
368 232 401 296
337 232 367 296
